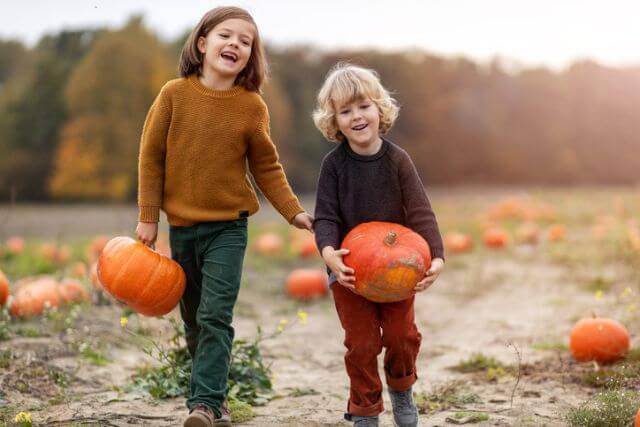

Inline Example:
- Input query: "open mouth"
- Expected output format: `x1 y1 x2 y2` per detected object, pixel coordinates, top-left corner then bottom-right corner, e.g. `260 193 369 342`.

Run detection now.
352 123 368 131
220 51 238 63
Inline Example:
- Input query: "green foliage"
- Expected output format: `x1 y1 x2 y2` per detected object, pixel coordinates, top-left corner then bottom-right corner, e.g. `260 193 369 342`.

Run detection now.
131 319 274 407
450 353 506 373
449 411 489 423
565 390 640 427
414 380 481 415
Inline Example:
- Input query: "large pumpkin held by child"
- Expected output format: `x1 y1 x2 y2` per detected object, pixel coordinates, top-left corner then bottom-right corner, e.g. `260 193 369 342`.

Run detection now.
97 236 186 316
341 221 431 303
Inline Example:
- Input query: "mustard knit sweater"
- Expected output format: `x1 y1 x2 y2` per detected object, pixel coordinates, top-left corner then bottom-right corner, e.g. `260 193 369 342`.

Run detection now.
137 75 303 226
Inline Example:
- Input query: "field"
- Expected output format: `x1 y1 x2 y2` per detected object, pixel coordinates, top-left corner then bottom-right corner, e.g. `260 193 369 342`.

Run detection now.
2 187 640 426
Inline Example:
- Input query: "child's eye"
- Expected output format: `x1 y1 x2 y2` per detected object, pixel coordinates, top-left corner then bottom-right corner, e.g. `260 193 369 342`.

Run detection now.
219 33 230 38
241 40 251 46
361 104 370 109
339 110 349 115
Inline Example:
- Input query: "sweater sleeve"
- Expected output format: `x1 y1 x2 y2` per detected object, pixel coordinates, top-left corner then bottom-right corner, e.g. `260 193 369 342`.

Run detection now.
313 155 342 251
398 151 445 260
247 103 304 223
137 86 171 223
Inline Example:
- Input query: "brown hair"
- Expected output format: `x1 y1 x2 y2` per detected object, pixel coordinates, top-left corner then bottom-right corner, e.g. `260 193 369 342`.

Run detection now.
179 6 267 92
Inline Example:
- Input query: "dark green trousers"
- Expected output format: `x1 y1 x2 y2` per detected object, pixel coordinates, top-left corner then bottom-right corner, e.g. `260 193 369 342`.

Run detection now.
169 219 248 415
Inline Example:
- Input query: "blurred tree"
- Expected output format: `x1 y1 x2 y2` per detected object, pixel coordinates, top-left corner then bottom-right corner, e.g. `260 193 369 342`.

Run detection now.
0 30 97 201
49 16 174 200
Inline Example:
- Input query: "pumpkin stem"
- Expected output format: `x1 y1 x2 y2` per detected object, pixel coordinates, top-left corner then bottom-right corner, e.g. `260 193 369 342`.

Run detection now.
384 231 398 246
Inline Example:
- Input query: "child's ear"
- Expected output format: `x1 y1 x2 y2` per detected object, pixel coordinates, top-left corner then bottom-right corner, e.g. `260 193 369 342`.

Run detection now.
197 36 207 54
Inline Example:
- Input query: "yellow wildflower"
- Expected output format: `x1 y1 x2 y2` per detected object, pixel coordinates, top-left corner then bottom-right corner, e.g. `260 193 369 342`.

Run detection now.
297 309 308 324
628 304 637 313
277 318 288 332
120 316 129 327
622 287 633 297
594 290 603 300
14 412 32 424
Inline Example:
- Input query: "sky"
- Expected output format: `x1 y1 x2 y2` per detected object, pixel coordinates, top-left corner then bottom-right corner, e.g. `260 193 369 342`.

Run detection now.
1 0 639 70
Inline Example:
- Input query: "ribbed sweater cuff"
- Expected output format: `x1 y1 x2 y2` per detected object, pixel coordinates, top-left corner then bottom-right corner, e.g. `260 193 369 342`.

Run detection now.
278 200 305 224
431 247 445 261
139 206 160 222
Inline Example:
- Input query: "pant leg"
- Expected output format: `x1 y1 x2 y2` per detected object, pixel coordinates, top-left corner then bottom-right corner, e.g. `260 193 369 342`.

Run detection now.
380 296 421 392
187 219 248 415
169 225 202 359
331 282 385 416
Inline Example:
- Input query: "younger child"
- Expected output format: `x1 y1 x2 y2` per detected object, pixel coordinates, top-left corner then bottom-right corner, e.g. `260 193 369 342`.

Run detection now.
312 63 445 427
136 7 313 427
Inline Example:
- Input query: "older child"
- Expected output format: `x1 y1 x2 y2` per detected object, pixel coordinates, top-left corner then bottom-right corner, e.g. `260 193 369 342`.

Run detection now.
136 7 313 427
312 63 445 427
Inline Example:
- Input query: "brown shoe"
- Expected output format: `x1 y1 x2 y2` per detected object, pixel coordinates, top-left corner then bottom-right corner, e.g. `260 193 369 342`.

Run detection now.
184 404 214 427
213 402 231 426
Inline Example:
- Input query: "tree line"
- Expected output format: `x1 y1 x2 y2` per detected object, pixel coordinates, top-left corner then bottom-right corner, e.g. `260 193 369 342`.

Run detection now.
1 17 639 202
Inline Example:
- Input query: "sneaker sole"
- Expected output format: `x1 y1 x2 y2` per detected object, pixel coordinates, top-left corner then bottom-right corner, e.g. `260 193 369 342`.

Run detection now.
183 413 213 427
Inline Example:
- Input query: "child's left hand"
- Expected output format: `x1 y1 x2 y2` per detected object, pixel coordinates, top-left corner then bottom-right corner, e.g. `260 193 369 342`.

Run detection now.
415 258 444 292
292 211 314 232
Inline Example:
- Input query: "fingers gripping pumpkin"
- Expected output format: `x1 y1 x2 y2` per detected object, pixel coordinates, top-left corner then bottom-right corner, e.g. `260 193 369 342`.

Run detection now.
341 222 431 303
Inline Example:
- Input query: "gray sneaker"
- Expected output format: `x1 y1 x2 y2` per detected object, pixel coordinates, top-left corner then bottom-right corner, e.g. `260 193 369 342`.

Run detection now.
389 387 418 427
344 413 379 426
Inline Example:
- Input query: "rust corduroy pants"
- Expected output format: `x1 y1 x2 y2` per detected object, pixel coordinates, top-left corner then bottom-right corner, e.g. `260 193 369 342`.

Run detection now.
331 282 422 416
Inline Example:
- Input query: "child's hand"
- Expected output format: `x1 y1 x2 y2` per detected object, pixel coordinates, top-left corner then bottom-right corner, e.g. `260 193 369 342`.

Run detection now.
136 221 158 248
292 212 314 232
415 257 444 292
322 247 356 290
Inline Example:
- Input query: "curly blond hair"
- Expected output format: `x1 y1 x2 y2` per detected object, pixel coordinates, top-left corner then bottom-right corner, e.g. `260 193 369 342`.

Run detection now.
312 63 399 142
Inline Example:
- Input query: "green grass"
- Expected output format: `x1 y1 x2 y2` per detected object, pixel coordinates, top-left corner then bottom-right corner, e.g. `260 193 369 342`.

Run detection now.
449 411 489 423
450 353 506 373
414 380 481 415
531 342 568 352
565 390 640 427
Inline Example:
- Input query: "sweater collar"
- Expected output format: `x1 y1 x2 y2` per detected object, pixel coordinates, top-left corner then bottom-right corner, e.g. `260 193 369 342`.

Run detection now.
343 137 389 162
187 74 244 98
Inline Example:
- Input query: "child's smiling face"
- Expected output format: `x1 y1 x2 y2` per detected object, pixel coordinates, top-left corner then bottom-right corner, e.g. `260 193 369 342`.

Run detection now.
335 97 381 149
198 18 254 80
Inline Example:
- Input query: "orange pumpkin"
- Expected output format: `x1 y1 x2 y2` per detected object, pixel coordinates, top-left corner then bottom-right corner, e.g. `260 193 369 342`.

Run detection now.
286 269 328 300
444 232 473 254
0 270 9 306
57 279 90 304
341 222 431 303
293 235 319 258
483 227 509 248
547 224 567 242
97 237 186 316
88 235 110 263
89 262 102 290
10 277 61 317
39 242 59 262
68 261 88 279
254 232 284 256
6 237 25 255
515 222 539 245
635 407 640 427
569 317 629 363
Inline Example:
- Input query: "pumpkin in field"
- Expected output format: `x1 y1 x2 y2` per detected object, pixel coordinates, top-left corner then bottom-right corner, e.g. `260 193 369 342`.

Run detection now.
254 232 284 256
291 230 319 258
68 261 88 279
635 407 640 427
569 317 629 363
483 227 509 248
97 236 186 316
515 222 539 245
57 278 90 304
444 232 473 254
88 235 110 263
286 269 328 300
547 224 567 242
0 270 9 306
39 242 59 262
89 262 102 290
341 221 431 303
6 237 25 255
10 277 61 317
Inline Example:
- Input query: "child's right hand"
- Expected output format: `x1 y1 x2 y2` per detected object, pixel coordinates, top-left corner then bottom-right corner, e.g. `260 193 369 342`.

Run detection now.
136 221 158 248
322 247 356 290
